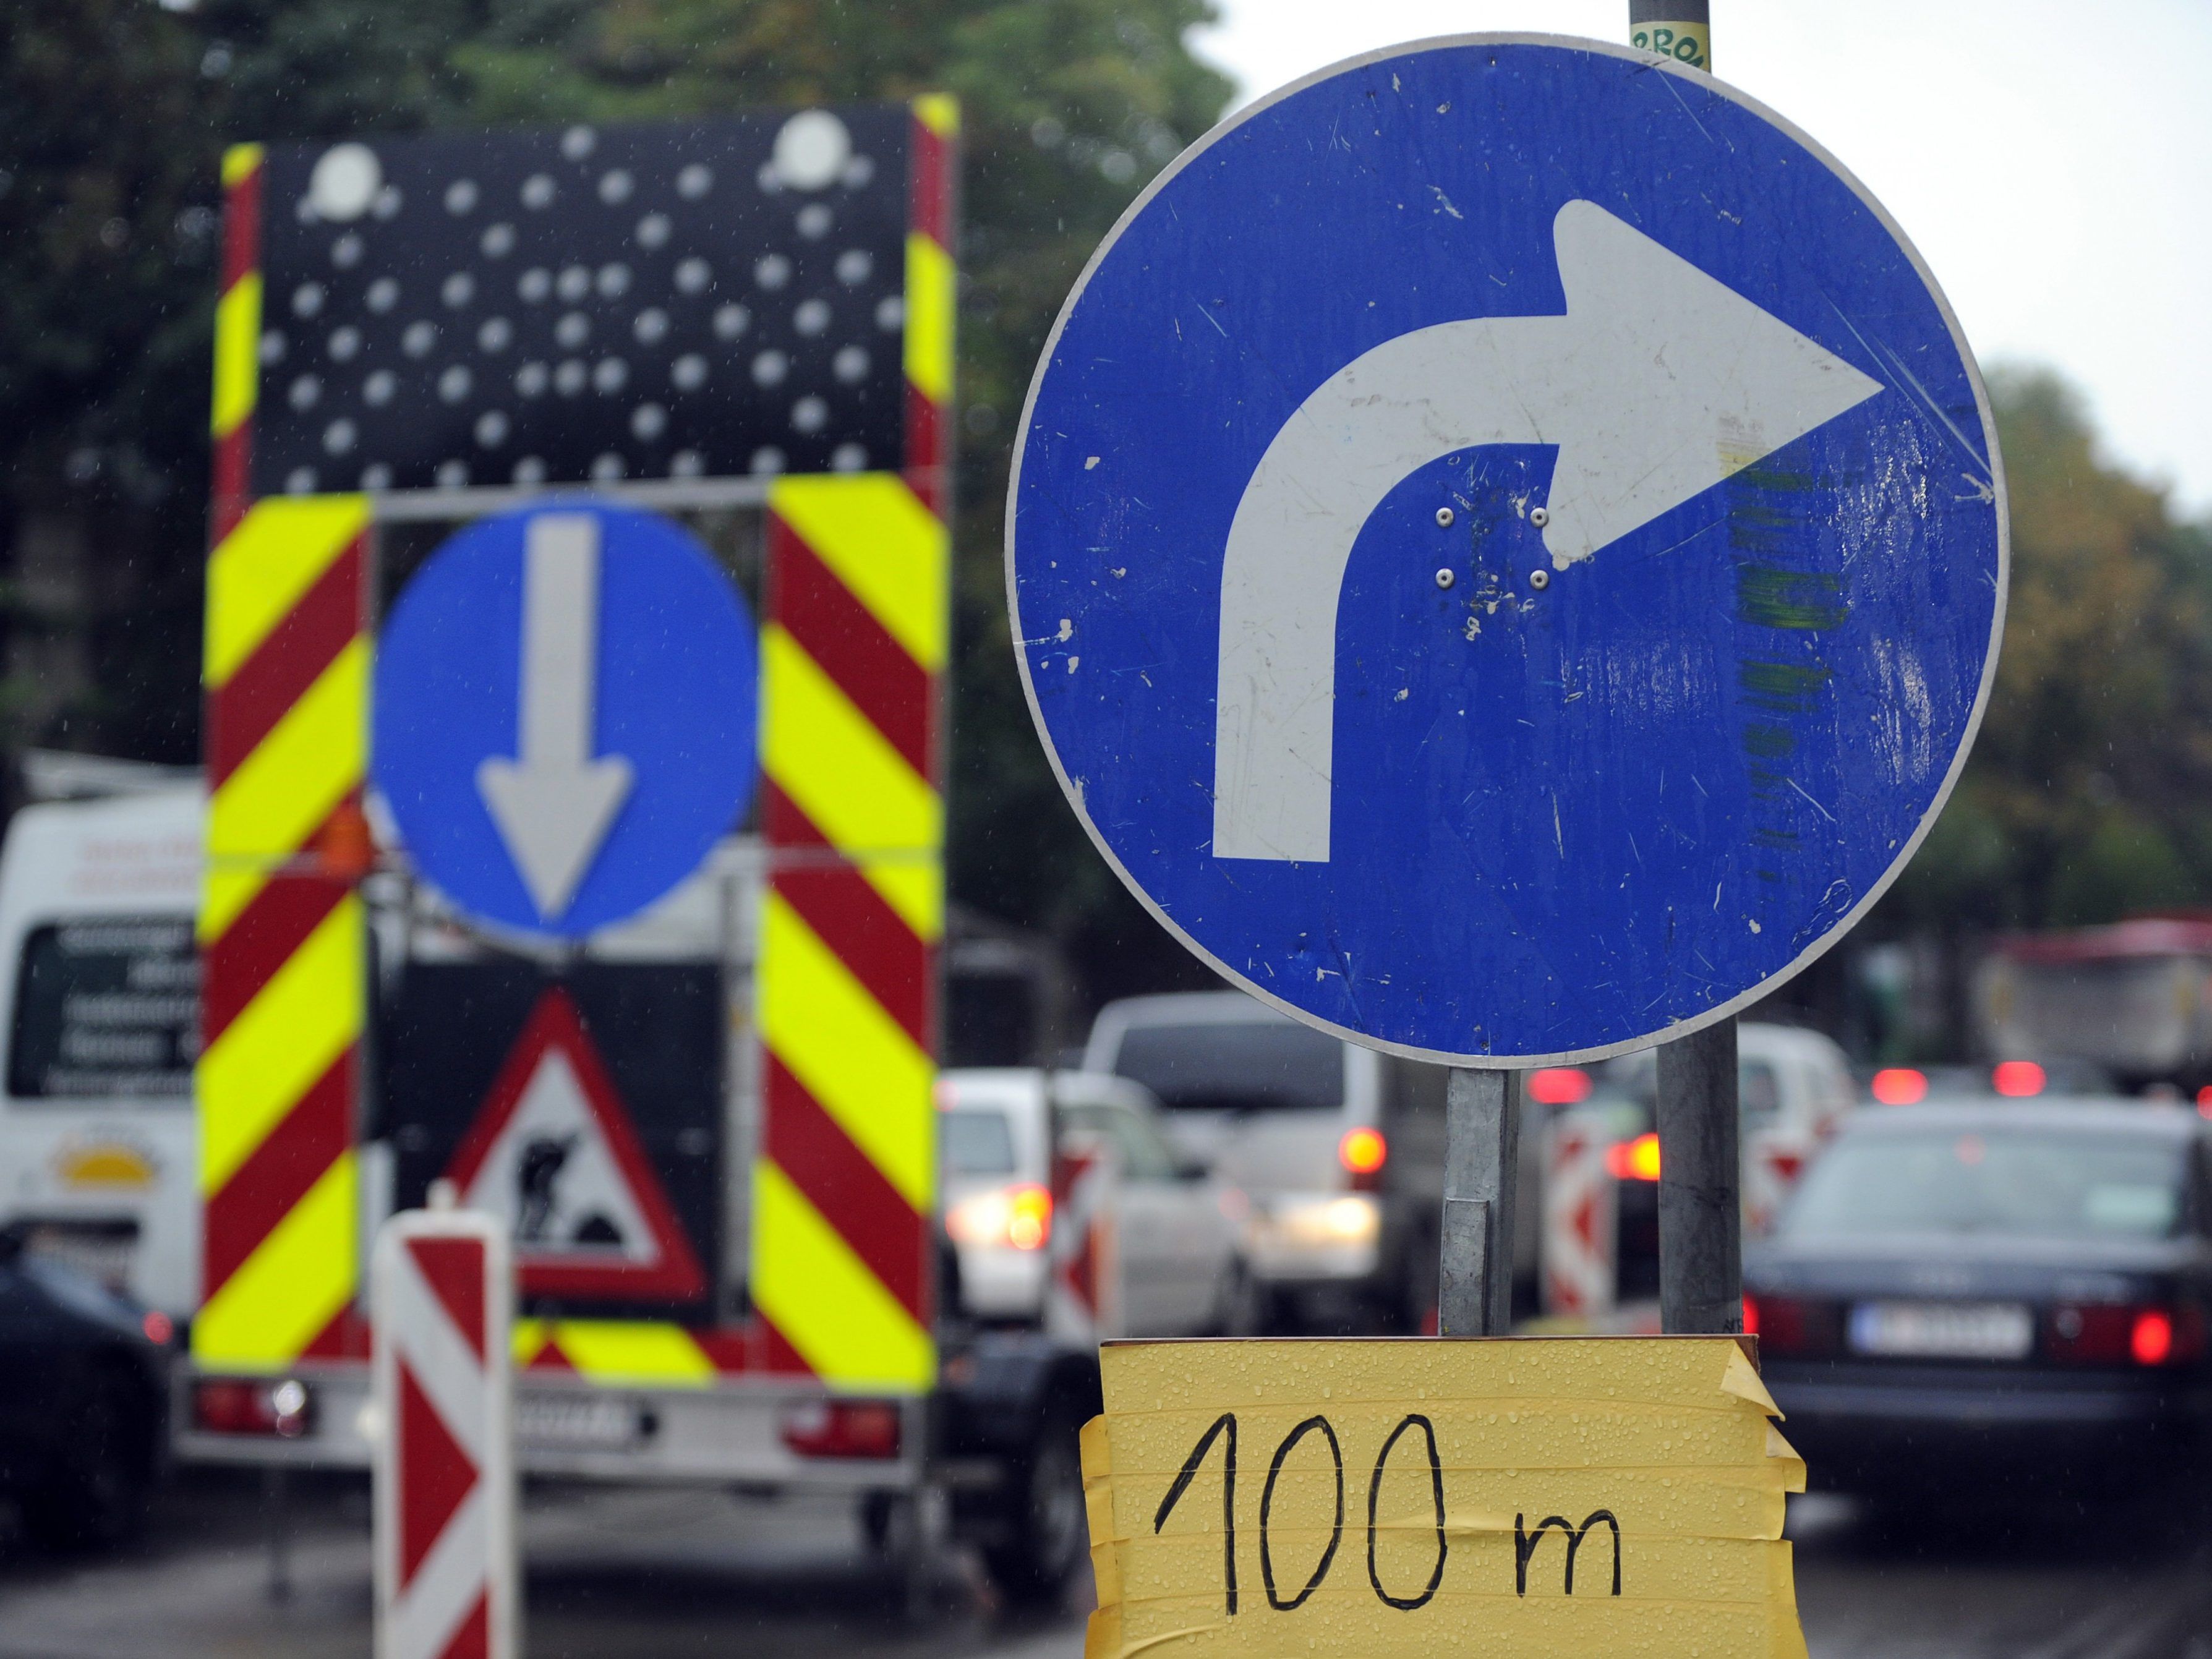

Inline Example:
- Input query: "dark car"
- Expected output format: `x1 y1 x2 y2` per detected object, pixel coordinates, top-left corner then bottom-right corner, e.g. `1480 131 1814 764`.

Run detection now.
1745 1100 2212 1493
0 1233 171 1548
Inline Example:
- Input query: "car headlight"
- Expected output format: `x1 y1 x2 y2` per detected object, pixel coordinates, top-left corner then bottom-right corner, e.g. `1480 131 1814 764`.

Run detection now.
1253 1193 1380 1249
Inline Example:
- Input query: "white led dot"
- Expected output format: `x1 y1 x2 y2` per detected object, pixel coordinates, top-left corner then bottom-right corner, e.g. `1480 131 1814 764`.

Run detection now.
322 418 357 455
435 460 469 488
591 452 625 482
598 169 633 205
596 263 631 299
259 330 287 365
555 359 587 396
751 351 788 387
364 370 396 406
633 309 670 346
286 466 318 493
307 143 381 221
796 203 833 239
833 345 869 383
756 161 784 195
480 223 515 258
555 312 590 349
515 362 549 398
791 395 829 434
371 184 402 220
875 294 905 330
592 358 628 394
367 278 400 313
669 449 704 477
754 255 791 291
288 375 321 411
677 163 713 200
438 365 472 404
671 353 708 391
675 257 712 295
793 299 831 336
772 110 851 190
331 232 363 268
630 403 667 440
835 249 873 285
445 179 479 215
513 456 547 484
474 410 510 447
635 213 672 250
442 272 475 308
750 446 786 475
562 126 597 161
328 326 361 363
557 265 591 301
291 282 325 318
518 268 551 302
361 463 393 490
841 155 875 189
402 322 437 357
520 174 556 210
712 304 750 341
477 317 513 352
832 442 868 472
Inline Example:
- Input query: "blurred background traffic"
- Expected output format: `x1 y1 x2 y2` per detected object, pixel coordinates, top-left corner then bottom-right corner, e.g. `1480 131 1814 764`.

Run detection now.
2 1 2212 1656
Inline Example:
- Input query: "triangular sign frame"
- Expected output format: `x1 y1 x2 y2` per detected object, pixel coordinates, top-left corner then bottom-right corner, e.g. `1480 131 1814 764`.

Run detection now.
443 986 707 1301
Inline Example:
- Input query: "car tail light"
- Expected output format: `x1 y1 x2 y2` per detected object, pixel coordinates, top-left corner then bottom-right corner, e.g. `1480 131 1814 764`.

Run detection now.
2048 1303 2204 1367
142 1310 174 1346
946 1182 1053 1251
1528 1068 1593 1106
1991 1060 2045 1098
1870 1067 1926 1106
1742 1294 1838 1357
780 1399 902 1460
1766 1149 1804 1183
1605 1131 1661 1182
194 1378 312 1438
1338 1127 1387 1192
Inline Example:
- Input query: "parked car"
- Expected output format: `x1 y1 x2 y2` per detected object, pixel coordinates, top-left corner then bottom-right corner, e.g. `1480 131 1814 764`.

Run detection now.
0 1232 173 1549
1082 991 1503 1333
935 1068 1248 1336
1745 1100 2212 1495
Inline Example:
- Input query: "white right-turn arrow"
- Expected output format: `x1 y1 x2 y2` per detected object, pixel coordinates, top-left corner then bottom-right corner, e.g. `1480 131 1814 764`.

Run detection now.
1211 198 1885 864
478 513 634 918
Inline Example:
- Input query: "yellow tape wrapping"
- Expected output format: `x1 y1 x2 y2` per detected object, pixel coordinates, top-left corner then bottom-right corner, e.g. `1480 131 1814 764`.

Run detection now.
1081 1337 1806 1659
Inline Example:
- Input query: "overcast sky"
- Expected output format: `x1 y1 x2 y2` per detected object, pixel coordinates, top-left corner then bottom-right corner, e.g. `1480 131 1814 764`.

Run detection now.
1187 1 2212 516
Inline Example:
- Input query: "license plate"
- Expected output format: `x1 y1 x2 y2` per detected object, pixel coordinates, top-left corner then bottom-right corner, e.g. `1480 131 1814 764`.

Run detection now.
1848 1300 2032 1360
515 1392 647 1451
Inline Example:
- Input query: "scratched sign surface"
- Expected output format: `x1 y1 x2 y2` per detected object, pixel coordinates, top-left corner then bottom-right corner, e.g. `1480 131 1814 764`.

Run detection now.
1007 35 2005 1064
1080 1337 1808 1659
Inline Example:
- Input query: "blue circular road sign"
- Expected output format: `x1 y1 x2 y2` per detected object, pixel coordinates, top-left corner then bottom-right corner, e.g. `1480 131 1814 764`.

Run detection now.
374 500 758 937
1008 36 2006 1065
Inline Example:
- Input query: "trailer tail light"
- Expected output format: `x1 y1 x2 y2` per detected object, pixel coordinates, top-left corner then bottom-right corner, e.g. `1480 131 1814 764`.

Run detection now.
1991 1060 2046 1098
1605 1132 1661 1182
780 1399 902 1460
1528 1068 1593 1106
1338 1127 1388 1191
2048 1303 2204 1367
946 1183 1053 1252
194 1378 313 1439
1870 1068 1927 1106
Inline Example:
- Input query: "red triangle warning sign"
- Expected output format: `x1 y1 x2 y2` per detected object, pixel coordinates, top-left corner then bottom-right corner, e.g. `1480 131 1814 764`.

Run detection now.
445 987 706 1302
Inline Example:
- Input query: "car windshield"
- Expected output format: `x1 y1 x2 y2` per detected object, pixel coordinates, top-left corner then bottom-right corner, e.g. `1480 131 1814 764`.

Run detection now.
1782 1126 2187 1242
940 1107 1017 1176
1109 1020 1344 1113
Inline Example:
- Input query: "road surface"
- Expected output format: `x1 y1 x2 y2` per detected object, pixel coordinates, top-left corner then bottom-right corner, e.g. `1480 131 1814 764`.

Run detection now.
0 1475 2206 1656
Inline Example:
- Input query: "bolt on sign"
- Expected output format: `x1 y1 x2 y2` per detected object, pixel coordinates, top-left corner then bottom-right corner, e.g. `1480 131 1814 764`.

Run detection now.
1079 1337 1806 1659
197 100 955 1394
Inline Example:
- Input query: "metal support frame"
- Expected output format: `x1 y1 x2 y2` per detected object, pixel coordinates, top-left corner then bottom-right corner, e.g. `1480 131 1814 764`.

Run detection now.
1438 1068 1520 1336
1655 1020 1743 1334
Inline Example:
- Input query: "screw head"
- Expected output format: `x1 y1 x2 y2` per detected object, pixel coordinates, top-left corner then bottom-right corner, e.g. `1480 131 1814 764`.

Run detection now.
1433 567 1456 590
1435 506 1455 527
1527 568 1552 591
1529 505 1550 528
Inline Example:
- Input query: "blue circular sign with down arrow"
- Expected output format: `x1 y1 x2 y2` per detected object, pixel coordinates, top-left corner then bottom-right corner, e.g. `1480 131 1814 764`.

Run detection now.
374 500 758 937
1008 36 2007 1065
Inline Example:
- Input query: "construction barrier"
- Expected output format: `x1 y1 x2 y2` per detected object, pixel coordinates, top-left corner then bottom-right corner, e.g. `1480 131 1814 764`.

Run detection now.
1541 1111 1618 1320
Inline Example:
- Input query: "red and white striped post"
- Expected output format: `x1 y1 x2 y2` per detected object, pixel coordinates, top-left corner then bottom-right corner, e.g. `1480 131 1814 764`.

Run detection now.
372 1205 516 1659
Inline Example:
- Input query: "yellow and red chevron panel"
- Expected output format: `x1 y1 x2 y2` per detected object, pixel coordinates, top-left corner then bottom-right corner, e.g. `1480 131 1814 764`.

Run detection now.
903 96 959 516
195 495 373 1371
210 143 264 543
754 471 948 1392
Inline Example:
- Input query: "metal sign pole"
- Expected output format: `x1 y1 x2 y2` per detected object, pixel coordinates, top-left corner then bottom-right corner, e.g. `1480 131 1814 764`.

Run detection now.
1438 1068 1521 1335
1629 0 1743 1341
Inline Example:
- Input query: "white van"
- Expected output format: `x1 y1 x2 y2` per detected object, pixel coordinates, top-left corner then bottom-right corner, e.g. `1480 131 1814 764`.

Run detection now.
0 788 203 1315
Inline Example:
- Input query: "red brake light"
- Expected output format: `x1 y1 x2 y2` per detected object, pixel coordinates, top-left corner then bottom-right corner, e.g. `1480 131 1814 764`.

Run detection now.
2131 1310 2175 1367
1738 1294 1836 1356
780 1399 902 1460
192 1378 312 1438
1604 1131 1661 1182
1871 1067 1926 1106
142 1310 174 1346
1741 1295 1760 1337
2197 1086 2212 1119
1991 1060 2045 1098
1338 1127 1387 1179
1528 1068 1593 1106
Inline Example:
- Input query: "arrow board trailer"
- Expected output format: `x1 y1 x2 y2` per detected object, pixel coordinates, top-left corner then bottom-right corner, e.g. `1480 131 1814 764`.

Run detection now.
1008 35 2006 1067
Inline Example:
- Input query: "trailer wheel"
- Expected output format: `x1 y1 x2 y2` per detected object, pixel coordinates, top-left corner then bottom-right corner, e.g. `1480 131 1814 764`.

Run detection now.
984 1400 1088 1604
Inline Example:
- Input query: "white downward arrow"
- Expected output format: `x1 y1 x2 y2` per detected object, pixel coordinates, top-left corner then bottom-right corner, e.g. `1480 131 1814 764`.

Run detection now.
477 513 634 918
1211 198 1885 863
